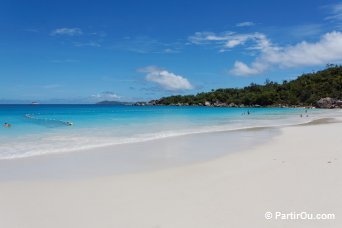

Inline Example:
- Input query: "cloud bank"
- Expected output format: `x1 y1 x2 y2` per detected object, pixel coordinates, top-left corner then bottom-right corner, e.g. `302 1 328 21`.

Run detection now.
190 30 342 76
231 31 342 75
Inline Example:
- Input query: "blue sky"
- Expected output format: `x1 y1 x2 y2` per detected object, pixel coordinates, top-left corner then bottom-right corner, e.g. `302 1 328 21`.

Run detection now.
1 0 342 103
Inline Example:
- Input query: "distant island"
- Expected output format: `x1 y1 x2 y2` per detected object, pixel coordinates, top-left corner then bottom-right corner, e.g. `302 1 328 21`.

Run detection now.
134 65 342 109
96 101 133 105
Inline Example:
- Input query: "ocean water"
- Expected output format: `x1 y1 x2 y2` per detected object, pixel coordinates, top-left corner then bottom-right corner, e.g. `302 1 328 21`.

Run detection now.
0 105 337 159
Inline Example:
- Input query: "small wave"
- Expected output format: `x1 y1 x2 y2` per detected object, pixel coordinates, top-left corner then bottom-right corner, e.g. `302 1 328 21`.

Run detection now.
0 116 331 160
25 114 73 127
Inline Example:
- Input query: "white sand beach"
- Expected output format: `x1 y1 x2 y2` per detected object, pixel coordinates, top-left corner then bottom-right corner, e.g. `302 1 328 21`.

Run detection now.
0 118 341 228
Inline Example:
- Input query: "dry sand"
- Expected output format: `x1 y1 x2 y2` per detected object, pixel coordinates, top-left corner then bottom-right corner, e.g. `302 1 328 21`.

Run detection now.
0 119 341 228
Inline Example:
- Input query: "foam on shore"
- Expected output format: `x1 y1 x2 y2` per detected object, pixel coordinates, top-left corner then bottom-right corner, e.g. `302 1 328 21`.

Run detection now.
0 116 328 160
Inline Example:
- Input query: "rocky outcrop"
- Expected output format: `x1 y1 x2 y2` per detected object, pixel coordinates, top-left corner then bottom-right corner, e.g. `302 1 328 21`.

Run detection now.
204 101 211 106
316 97 342 109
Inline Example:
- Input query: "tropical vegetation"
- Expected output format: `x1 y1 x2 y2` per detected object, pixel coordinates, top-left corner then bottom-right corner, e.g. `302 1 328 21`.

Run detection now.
152 65 342 107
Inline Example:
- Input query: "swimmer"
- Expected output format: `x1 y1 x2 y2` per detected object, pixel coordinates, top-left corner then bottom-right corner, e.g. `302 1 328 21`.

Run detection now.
65 121 73 126
3 123 11 128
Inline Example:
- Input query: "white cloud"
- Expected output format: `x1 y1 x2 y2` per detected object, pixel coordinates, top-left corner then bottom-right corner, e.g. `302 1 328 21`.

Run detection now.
188 31 271 52
190 29 342 76
325 3 342 21
91 91 121 100
50 28 83 36
236 21 255 27
163 48 180 53
139 66 193 90
230 61 267 76
113 36 182 54
230 31 342 75
188 32 234 45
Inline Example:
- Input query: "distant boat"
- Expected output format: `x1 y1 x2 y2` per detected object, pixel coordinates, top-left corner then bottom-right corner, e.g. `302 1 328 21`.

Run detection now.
31 102 39 105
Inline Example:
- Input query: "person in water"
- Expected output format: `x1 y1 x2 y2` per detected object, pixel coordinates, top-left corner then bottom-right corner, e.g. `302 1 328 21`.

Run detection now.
25 114 32 118
3 123 11 128
65 121 73 126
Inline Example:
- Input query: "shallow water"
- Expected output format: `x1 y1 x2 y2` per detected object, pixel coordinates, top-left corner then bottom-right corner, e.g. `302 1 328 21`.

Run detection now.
0 105 338 159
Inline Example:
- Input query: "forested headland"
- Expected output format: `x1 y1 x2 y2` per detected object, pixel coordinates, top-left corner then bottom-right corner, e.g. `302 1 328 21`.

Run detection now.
145 65 342 108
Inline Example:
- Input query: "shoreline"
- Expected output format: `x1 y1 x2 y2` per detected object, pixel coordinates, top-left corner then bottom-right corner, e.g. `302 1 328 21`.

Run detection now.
1 112 339 161
0 116 340 182
0 114 341 227
0 116 340 181
0 123 280 181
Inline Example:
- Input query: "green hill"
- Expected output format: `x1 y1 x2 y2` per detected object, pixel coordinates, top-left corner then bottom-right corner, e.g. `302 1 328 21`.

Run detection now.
152 65 342 107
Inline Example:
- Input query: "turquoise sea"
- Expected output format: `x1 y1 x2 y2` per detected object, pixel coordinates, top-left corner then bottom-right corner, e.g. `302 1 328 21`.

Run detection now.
0 105 337 159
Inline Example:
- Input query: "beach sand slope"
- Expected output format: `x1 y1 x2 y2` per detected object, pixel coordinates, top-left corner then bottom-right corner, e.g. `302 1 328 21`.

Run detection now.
0 121 341 228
